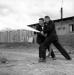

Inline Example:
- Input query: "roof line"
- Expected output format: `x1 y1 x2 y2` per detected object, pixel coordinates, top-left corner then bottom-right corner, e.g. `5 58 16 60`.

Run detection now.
28 16 74 26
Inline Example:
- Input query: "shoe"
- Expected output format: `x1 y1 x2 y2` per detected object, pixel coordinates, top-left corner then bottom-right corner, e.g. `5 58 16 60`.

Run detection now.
38 58 46 63
66 57 72 60
41 59 46 62
38 58 42 62
51 56 56 60
52 57 56 60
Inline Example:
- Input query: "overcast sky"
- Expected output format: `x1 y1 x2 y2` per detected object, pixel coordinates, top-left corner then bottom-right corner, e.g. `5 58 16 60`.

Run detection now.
0 0 73 29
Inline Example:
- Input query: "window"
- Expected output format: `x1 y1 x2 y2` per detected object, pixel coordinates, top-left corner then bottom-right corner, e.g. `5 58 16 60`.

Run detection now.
69 24 74 32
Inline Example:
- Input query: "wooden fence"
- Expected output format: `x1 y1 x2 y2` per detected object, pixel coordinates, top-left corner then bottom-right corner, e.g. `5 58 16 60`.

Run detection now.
0 30 35 43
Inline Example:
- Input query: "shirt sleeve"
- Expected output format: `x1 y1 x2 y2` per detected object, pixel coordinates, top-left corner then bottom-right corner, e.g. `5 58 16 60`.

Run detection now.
43 21 55 33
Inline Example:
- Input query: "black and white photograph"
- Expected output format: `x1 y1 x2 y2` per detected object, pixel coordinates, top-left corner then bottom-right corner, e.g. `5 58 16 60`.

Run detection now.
0 0 73 75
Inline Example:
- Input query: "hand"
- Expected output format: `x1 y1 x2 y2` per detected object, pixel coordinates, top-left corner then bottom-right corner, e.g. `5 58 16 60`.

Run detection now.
40 31 44 35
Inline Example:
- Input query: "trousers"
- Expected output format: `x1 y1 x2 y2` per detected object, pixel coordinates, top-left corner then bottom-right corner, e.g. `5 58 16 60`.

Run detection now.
39 35 71 60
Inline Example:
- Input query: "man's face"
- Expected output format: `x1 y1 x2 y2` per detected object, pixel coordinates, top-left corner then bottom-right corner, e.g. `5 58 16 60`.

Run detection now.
44 17 50 23
39 20 44 26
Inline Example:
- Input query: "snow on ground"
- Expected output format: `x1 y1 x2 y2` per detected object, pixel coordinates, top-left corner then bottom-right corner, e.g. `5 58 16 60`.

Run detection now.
0 48 74 75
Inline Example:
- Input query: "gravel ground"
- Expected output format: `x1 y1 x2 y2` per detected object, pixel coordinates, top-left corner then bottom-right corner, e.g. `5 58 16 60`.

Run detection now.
0 48 74 75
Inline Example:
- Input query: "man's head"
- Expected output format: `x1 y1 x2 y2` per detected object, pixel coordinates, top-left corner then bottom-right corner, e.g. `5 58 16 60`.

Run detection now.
44 16 50 23
39 18 44 26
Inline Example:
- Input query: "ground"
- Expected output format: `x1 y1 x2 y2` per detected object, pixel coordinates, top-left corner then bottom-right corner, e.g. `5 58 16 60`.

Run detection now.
0 47 74 75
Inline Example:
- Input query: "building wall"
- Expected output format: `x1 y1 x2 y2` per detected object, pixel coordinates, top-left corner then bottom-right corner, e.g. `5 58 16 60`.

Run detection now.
54 19 74 48
58 33 74 48
55 19 74 35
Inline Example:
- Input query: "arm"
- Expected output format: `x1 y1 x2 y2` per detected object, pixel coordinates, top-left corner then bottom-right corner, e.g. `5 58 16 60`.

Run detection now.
35 25 43 34
43 21 55 33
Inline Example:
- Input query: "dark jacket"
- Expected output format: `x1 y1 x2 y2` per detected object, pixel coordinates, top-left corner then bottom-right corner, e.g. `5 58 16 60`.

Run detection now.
36 24 45 44
43 21 58 41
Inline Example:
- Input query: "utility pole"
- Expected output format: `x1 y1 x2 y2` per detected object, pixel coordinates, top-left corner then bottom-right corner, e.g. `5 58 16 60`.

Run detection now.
60 0 63 34
61 0 63 20
60 0 63 33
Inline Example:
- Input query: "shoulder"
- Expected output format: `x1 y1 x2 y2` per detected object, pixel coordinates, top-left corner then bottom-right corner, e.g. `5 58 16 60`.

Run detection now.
49 20 54 24
49 21 55 26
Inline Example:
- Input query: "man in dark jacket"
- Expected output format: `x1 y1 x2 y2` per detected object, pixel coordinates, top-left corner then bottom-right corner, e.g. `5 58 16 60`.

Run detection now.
36 18 56 62
39 16 71 62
